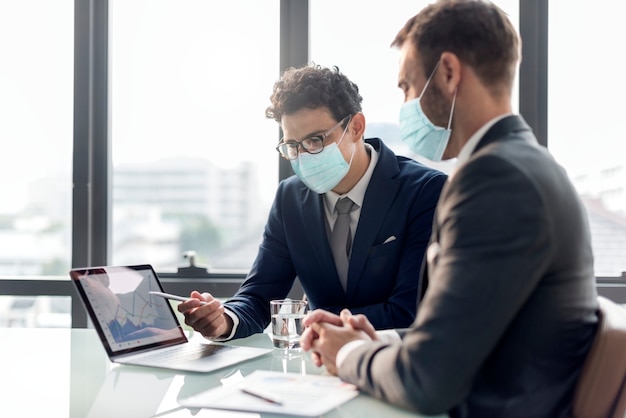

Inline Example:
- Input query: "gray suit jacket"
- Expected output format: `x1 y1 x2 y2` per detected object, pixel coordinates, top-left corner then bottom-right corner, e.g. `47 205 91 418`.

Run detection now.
339 115 599 418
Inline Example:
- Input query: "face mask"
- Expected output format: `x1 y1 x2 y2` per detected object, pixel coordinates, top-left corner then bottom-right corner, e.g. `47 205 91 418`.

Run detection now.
290 125 354 194
399 63 456 162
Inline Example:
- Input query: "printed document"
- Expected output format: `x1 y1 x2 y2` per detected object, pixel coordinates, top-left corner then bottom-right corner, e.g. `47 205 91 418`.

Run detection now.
178 370 359 416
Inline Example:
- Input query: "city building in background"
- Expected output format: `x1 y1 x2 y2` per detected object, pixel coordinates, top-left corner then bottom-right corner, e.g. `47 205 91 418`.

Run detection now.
113 158 268 270
2 0 626 328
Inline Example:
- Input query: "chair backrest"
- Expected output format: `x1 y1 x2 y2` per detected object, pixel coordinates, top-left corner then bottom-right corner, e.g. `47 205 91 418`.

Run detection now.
571 296 626 418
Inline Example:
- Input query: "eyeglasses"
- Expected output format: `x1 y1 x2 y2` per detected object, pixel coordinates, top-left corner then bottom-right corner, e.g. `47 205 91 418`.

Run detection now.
275 115 352 160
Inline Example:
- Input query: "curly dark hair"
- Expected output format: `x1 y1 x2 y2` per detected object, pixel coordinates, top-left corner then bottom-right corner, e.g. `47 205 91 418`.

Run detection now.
265 64 363 125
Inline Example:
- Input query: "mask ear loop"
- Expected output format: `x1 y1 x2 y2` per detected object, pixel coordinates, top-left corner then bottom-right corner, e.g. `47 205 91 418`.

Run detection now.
336 115 352 148
347 141 356 166
419 61 441 99
337 117 357 166
447 88 457 130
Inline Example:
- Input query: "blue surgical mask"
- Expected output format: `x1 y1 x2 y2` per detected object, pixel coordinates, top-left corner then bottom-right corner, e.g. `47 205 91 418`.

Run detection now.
290 125 354 194
399 63 456 162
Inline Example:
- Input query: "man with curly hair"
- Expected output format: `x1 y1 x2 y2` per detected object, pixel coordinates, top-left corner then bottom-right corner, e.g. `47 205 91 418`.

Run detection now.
178 64 447 341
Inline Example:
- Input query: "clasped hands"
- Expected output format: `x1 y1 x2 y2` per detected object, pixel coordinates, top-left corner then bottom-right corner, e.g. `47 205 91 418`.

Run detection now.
300 308 379 375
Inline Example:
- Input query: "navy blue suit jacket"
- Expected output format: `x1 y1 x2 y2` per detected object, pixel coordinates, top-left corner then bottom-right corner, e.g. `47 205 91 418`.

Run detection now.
225 138 447 339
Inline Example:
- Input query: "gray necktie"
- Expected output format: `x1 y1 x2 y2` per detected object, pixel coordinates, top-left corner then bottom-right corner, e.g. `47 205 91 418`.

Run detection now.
331 197 357 292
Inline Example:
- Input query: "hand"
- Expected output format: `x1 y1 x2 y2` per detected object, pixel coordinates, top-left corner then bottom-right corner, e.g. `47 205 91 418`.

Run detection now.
340 309 378 341
301 309 378 352
177 291 233 339
301 309 377 375
300 309 343 354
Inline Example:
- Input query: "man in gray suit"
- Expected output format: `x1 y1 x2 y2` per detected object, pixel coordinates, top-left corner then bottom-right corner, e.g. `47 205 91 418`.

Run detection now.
300 1 599 417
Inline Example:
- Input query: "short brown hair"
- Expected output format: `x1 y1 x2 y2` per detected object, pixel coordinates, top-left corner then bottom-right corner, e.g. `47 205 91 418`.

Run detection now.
392 0 519 95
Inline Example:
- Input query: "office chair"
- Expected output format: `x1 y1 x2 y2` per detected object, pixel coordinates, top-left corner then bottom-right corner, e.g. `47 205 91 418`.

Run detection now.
571 296 626 418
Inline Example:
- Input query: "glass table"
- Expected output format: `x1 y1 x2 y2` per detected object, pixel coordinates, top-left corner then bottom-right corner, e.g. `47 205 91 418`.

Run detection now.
0 327 448 418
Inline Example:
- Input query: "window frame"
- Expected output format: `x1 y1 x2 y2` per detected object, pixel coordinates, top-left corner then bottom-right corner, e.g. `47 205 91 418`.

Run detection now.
67 0 625 323
0 0 619 329
77 0 551 267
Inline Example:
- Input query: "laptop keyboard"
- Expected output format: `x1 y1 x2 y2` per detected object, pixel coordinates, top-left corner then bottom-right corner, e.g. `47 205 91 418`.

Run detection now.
137 343 234 366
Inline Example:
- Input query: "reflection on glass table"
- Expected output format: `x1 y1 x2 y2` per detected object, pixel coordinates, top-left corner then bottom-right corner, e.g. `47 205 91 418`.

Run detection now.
0 327 448 418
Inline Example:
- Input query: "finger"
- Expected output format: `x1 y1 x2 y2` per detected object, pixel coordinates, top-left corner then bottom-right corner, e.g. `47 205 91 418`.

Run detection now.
339 309 353 324
178 291 210 313
310 322 332 349
303 309 343 327
310 351 323 367
312 349 337 376
196 291 215 302
195 312 227 338
197 317 225 337
199 300 225 323
178 298 204 313
300 326 318 351
309 321 324 336
348 314 377 339
185 301 223 331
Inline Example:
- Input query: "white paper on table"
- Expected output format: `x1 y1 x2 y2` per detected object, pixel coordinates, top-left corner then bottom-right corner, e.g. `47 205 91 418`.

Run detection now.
178 370 359 416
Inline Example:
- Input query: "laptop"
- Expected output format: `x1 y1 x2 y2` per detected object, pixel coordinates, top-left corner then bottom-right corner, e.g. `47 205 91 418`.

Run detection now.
70 264 271 372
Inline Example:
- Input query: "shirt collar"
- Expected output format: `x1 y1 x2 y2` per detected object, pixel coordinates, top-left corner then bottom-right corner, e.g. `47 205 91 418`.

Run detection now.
452 114 512 176
325 142 377 211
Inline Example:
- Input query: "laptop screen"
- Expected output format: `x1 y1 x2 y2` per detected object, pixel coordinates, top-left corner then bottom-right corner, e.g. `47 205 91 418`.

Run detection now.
70 265 187 356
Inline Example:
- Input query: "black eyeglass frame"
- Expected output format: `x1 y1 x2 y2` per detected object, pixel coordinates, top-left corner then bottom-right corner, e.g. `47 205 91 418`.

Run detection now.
275 114 353 160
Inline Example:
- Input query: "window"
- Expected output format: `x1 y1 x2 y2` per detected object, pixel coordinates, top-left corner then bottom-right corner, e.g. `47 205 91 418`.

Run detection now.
549 1 626 277
310 0 519 173
0 1 73 328
110 0 280 272
0 1 73 276
3 1 624 329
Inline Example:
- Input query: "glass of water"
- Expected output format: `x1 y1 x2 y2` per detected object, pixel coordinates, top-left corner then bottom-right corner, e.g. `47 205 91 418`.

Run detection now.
270 299 307 353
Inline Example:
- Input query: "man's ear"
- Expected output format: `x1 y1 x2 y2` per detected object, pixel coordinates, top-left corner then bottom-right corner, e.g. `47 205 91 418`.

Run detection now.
350 112 366 141
439 52 462 96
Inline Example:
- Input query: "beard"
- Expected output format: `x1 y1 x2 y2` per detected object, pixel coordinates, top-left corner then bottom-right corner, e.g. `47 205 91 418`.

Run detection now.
421 81 452 129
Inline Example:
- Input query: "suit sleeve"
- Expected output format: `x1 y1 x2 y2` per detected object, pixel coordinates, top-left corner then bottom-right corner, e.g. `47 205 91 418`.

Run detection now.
224 182 298 339
330 172 447 329
338 155 551 414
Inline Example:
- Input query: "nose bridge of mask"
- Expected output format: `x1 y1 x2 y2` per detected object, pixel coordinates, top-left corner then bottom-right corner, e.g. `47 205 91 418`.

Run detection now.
288 119 356 194
290 142 351 194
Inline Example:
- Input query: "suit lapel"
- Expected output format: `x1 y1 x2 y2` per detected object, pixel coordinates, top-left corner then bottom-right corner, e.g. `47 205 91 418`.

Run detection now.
300 185 340 282
346 139 401 299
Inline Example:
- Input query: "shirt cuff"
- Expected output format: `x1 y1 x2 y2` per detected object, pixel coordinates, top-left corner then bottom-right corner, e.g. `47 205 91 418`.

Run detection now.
336 329 400 367
205 308 239 342
376 329 402 344
336 340 367 368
